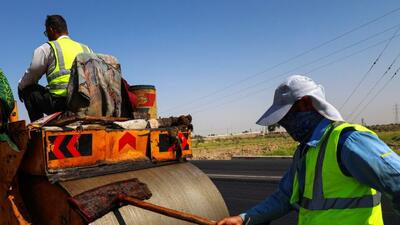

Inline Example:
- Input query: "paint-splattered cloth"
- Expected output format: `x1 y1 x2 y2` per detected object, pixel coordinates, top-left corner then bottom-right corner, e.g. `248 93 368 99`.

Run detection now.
67 53 122 117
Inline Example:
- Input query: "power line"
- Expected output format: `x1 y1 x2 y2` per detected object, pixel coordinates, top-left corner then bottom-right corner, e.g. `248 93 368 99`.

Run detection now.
190 82 277 115
395 104 399 124
347 49 400 119
339 25 400 110
172 35 400 114
177 37 398 116
165 28 400 115
304 38 391 74
350 66 400 122
161 7 400 114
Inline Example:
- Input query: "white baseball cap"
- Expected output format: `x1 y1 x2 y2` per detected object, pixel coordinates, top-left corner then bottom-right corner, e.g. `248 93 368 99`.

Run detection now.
256 75 344 126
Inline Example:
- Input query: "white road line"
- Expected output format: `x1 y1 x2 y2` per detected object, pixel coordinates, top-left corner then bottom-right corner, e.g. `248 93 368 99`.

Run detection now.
207 174 282 181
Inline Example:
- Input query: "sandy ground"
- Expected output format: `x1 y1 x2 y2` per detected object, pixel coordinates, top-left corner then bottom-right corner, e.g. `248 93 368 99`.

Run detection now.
192 126 400 160
192 146 268 160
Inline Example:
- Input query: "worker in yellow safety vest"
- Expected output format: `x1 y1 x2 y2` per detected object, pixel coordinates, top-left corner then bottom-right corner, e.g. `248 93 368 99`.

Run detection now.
18 15 92 121
218 75 400 225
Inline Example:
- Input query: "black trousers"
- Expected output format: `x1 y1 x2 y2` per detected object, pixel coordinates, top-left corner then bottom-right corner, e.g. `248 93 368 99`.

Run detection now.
21 84 67 122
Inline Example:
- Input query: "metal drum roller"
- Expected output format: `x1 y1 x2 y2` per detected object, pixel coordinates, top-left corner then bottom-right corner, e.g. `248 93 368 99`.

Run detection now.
59 163 229 225
16 112 224 224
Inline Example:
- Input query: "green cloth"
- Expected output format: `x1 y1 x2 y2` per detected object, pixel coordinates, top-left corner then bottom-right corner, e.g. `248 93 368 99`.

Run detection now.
0 69 14 117
0 69 18 151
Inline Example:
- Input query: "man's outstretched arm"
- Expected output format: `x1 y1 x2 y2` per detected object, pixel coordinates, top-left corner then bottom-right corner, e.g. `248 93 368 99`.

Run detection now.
340 131 400 215
217 162 295 225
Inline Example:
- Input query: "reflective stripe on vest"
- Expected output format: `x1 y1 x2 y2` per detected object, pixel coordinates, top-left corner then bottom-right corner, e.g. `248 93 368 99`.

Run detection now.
301 192 381 210
47 38 91 96
301 122 381 210
290 122 383 225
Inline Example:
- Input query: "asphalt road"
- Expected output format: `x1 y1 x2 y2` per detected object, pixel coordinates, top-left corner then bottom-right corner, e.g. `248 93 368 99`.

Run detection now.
191 159 400 225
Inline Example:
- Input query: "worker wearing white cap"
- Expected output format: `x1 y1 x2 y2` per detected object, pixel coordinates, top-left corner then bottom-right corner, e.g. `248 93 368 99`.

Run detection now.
218 75 400 225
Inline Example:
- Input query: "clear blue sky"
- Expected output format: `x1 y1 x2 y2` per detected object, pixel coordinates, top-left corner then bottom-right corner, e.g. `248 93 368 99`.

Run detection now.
1 1 399 135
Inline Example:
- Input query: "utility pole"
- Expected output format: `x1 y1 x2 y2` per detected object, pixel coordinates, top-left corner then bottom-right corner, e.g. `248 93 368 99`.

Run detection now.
395 104 399 124
361 118 366 126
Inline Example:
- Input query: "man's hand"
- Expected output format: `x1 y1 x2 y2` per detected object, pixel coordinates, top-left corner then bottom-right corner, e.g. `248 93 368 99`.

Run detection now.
217 216 244 225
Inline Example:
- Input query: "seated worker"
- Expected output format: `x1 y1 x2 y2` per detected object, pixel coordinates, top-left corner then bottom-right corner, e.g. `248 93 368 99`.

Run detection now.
18 15 92 121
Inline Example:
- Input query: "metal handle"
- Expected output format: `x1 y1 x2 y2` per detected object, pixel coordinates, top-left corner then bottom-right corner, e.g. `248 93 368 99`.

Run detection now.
119 195 217 225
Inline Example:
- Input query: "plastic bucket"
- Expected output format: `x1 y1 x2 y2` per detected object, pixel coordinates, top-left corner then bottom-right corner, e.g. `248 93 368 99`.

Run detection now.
129 85 157 119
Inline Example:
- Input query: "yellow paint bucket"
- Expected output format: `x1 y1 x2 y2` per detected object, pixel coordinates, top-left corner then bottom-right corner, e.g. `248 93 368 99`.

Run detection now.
129 85 157 119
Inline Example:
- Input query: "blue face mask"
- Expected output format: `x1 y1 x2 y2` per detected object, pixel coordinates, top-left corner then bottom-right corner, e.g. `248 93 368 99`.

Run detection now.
278 111 324 143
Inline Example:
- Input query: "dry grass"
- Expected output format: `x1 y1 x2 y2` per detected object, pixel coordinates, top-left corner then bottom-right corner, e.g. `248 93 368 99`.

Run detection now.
192 134 297 160
378 131 400 154
192 129 400 160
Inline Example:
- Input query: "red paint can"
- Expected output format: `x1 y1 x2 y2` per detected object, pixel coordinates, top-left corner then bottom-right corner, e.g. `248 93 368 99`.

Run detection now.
129 85 157 119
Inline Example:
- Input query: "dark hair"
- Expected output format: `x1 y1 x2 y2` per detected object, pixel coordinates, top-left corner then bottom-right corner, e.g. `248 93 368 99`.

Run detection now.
45 15 68 33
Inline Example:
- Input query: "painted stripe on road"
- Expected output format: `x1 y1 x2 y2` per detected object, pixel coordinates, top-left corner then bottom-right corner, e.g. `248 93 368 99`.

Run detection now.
207 173 282 182
232 155 293 160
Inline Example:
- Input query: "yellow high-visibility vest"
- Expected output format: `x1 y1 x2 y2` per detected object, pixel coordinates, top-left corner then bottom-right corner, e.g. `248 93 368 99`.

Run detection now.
47 37 91 96
290 122 383 225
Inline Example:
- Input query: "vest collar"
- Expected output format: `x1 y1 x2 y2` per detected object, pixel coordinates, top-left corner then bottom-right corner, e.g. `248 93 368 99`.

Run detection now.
306 118 332 147
57 35 70 40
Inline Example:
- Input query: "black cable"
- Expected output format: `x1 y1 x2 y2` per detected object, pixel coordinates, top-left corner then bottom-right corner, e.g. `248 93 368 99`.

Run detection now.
305 38 394 74
161 7 400 114
187 40 393 116
339 25 400 110
347 49 400 119
165 26 400 115
349 66 400 122
166 35 400 116
190 82 277 115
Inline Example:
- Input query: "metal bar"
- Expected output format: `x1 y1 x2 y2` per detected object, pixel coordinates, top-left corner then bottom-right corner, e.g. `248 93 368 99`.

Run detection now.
120 195 217 225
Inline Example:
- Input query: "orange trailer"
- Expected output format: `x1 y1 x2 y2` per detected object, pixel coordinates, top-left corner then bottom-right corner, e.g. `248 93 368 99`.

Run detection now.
1 115 228 225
